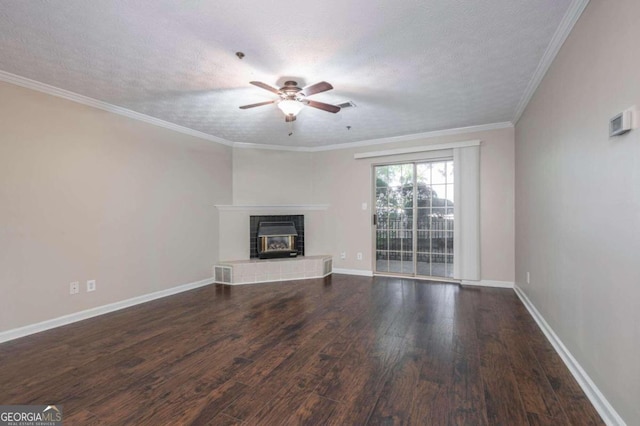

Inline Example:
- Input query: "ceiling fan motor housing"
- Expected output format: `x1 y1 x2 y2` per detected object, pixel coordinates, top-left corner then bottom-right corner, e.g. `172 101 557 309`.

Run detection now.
281 81 301 98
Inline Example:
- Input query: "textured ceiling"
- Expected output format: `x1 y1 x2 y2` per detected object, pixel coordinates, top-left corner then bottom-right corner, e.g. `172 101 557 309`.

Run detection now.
0 0 573 147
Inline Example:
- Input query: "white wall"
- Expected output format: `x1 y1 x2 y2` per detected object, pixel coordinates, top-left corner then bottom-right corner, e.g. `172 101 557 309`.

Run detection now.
515 0 640 422
0 81 233 332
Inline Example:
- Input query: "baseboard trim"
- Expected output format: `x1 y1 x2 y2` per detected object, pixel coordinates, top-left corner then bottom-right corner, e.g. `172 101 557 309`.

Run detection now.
333 268 374 277
0 277 216 344
461 279 514 289
514 285 626 426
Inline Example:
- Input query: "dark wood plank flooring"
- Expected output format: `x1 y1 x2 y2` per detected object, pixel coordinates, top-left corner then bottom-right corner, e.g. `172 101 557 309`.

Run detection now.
0 275 603 425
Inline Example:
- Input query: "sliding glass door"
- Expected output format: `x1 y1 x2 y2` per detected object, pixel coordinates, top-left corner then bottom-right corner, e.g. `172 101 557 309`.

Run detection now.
374 160 454 279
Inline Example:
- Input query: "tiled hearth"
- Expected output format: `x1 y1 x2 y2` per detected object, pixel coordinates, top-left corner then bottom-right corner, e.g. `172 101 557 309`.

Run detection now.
214 255 332 285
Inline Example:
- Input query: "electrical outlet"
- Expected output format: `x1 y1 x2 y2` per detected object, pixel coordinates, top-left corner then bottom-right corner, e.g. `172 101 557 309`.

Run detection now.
70 281 79 295
361 202 368 210
526 272 530 284
340 252 346 260
87 280 96 292
357 252 363 261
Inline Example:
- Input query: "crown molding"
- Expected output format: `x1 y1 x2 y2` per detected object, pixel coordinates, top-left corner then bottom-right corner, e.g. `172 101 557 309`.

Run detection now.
0 70 235 147
233 142 314 152
1 69 513 153
354 139 480 160
309 122 512 152
215 204 329 211
234 122 512 153
512 0 590 123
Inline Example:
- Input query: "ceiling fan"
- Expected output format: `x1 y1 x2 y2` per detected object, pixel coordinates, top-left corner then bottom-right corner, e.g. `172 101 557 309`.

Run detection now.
239 80 341 122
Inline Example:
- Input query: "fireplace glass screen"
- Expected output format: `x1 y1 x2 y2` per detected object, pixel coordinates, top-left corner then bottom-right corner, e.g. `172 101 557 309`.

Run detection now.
262 235 295 252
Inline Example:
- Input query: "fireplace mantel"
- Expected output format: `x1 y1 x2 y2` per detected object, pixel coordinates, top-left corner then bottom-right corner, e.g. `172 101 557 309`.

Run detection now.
215 204 329 211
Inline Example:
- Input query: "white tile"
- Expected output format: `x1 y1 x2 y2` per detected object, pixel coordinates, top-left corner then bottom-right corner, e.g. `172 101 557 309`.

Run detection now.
240 275 255 284
308 260 323 273
267 262 281 274
243 263 256 275
255 274 268 283
292 261 305 273
280 261 293 273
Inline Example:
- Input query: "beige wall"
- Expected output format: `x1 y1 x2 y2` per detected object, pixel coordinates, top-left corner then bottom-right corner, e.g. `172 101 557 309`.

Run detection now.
515 0 640 422
232 148 314 205
0 81 232 332
313 128 515 280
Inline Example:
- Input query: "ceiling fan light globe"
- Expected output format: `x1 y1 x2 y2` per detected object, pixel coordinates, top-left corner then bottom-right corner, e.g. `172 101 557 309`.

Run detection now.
277 99 303 116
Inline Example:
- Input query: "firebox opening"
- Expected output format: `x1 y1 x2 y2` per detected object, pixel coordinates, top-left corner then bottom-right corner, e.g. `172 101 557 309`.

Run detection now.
257 221 299 259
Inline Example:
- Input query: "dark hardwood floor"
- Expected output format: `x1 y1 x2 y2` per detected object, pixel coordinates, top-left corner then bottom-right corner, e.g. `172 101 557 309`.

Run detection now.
0 275 603 425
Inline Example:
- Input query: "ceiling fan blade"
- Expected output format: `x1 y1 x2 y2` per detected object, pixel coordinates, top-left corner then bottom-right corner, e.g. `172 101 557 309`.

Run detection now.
301 81 333 97
239 100 276 109
306 100 341 113
250 81 281 94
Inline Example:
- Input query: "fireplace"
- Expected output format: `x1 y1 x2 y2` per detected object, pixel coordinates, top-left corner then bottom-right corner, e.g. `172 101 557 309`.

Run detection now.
257 221 299 259
250 215 304 259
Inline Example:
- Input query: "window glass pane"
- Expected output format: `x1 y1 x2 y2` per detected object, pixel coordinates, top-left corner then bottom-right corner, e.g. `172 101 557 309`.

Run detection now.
446 161 454 183
416 183 431 207
432 162 447 185
403 208 413 230
417 233 431 253
376 231 388 251
430 254 447 277
401 163 414 186
445 232 454 253
445 183 454 206
388 251 402 273
375 167 389 187
417 163 432 185
402 237 413 252
388 230 401 251
376 187 390 210
417 208 431 229
430 239 444 255
402 184 413 208
388 209 402 222
402 252 414 274
376 251 389 272
387 164 403 186
430 185 446 207
416 253 431 276
446 260 454 278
